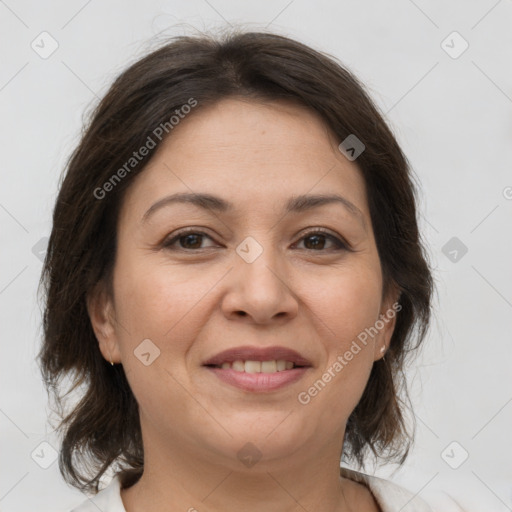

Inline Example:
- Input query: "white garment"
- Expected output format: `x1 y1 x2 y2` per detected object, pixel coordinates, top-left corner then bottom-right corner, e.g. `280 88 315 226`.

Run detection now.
70 467 436 511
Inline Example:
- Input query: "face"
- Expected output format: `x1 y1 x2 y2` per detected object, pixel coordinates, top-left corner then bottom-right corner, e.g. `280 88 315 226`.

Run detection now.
88 97 398 471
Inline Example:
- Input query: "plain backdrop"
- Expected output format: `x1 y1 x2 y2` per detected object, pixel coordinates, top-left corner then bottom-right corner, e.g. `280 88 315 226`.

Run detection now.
1 1 511 511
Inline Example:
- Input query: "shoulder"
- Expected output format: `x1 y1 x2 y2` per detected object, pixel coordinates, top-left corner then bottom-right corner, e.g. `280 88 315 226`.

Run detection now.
340 466 434 512
69 476 126 512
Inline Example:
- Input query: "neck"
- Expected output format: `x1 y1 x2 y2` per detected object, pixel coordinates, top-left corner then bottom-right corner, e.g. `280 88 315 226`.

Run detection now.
120 426 358 512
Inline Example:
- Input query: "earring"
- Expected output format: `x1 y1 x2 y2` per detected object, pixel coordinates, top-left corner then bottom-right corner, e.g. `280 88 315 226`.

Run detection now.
380 345 387 364
107 347 114 366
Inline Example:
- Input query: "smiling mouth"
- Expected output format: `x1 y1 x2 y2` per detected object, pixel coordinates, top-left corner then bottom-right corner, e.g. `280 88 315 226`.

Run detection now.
202 346 312 391
204 361 310 392
204 360 306 373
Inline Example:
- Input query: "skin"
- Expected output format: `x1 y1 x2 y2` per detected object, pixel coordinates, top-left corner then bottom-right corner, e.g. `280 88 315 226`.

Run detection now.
88 97 400 512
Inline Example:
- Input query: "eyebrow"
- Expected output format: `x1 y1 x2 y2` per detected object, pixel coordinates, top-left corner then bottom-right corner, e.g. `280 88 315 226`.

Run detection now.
141 192 366 227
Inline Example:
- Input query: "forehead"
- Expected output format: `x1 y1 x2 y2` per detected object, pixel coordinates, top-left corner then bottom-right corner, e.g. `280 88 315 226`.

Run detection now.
120 97 369 223
158 97 344 165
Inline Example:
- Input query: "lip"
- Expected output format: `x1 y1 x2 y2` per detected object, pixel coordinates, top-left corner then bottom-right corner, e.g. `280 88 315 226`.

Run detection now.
205 366 310 392
202 345 312 367
202 345 312 393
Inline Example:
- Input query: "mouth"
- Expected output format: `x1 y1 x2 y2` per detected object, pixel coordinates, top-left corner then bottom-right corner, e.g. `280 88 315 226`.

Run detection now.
203 345 312 369
202 345 312 392
204 360 305 372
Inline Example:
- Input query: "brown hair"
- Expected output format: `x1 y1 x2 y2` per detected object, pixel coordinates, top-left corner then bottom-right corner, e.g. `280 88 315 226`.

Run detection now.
37 29 433 494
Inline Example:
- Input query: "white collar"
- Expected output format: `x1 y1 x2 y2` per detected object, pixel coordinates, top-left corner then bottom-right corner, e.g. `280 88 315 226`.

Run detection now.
73 468 433 512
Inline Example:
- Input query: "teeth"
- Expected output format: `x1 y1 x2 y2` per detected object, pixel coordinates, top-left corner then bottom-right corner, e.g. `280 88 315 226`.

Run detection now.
261 360 276 373
232 360 245 372
217 360 299 373
245 361 261 373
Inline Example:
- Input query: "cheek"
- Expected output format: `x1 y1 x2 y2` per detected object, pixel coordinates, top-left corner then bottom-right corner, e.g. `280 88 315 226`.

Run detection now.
307 262 383 350
298 263 381 413
112 252 219 352
111 256 211 408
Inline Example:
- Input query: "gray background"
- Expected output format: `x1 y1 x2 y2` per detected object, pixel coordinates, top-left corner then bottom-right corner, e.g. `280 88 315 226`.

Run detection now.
1 0 511 510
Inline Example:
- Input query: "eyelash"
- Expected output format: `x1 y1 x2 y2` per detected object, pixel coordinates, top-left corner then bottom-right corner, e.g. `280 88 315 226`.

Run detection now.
162 227 350 253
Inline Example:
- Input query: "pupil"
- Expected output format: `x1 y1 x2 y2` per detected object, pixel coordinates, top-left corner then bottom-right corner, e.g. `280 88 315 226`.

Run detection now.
182 234 202 249
305 235 325 250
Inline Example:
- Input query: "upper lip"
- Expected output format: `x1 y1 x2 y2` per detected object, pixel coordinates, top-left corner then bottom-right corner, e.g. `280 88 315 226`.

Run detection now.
203 345 312 367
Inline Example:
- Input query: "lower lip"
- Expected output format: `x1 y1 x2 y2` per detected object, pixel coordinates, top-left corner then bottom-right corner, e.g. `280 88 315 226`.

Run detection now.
205 367 309 392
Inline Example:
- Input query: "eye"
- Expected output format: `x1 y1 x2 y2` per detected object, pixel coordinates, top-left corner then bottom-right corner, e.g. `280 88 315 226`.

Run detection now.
162 227 350 252
162 229 217 251
293 229 349 251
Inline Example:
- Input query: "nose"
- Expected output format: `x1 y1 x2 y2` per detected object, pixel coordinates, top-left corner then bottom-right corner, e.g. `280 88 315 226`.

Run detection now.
220 241 299 325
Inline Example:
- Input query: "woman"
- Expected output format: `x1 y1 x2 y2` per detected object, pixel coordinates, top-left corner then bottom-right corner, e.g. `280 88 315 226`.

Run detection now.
38 30 437 511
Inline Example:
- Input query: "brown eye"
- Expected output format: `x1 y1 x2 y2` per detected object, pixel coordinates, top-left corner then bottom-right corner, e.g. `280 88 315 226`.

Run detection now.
177 233 204 249
163 230 217 251
295 230 349 251
304 234 327 250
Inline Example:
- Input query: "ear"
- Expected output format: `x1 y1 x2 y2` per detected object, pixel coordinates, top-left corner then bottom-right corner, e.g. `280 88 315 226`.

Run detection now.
86 281 122 365
373 284 402 362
